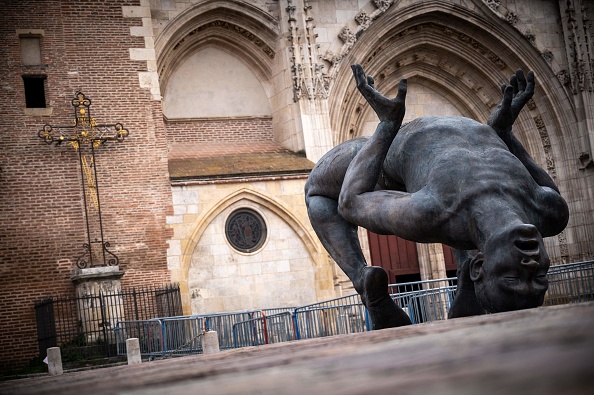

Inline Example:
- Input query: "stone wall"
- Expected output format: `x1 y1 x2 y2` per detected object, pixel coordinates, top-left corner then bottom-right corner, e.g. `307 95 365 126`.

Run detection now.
166 178 335 315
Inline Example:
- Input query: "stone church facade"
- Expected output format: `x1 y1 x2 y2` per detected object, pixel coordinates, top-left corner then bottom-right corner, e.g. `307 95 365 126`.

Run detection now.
1 0 592 371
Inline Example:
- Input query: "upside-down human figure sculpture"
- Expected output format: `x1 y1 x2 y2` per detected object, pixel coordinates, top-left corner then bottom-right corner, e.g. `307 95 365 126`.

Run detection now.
305 64 569 329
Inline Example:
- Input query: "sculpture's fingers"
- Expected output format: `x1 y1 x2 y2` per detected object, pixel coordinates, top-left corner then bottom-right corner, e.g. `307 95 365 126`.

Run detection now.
351 64 368 89
351 64 375 100
501 85 514 112
524 71 535 97
501 83 507 95
396 78 407 101
511 71 534 119
510 74 519 95
367 75 375 90
516 70 527 93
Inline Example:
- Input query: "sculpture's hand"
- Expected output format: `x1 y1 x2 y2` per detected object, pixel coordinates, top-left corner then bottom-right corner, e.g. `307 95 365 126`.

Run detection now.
488 70 535 139
351 64 407 125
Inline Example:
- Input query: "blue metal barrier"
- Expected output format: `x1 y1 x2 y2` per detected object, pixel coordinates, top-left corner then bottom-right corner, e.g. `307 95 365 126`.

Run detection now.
233 312 296 347
293 294 367 340
115 261 593 358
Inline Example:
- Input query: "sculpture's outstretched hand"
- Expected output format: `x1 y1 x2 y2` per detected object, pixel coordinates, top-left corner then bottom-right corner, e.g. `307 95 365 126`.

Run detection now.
488 70 535 138
352 64 407 125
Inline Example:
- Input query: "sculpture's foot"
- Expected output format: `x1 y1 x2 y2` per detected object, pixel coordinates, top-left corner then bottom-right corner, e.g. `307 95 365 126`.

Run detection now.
361 266 412 330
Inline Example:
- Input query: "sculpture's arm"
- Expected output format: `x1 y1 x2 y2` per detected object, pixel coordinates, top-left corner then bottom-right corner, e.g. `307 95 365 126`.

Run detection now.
340 65 407 200
351 64 407 124
338 66 431 240
488 71 560 193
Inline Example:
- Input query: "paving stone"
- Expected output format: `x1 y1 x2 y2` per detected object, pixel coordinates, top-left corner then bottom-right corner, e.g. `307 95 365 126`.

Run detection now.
2 303 593 395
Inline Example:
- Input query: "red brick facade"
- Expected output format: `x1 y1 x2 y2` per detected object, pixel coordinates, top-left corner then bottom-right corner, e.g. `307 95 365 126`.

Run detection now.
0 0 172 373
165 117 275 144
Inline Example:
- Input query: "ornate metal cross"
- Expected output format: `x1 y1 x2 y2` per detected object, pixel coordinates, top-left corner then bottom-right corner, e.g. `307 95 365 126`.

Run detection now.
38 92 129 269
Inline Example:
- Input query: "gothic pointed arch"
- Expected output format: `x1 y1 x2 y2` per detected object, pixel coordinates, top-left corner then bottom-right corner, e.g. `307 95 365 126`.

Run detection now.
326 0 586 262
155 0 280 100
179 188 322 282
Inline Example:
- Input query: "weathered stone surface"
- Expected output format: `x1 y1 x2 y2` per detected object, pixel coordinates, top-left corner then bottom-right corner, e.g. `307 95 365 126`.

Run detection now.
3 303 593 395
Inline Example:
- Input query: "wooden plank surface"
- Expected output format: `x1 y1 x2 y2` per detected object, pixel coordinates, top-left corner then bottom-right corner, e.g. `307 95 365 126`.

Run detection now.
2 302 594 395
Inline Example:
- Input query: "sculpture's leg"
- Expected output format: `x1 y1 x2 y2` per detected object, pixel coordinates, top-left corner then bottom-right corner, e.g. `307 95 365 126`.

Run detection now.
306 194 411 329
447 249 486 318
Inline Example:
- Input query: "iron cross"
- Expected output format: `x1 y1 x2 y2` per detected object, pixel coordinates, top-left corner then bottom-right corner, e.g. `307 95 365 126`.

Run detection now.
38 92 129 269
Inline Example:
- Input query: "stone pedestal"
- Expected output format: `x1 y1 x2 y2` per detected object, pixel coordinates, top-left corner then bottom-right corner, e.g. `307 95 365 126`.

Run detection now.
202 331 220 354
71 266 125 344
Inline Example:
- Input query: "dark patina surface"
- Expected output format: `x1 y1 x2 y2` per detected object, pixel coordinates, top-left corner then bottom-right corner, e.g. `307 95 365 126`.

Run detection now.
305 65 569 329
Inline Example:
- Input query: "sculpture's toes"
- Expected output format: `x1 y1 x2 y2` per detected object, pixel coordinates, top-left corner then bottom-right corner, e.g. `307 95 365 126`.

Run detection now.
362 266 412 330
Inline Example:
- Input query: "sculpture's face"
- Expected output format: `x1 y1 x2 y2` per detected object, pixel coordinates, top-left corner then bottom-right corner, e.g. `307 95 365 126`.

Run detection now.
473 224 550 313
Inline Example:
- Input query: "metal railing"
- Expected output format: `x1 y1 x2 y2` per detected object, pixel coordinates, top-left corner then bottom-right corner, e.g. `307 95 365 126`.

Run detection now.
293 294 368 340
34 284 182 362
113 261 593 358
545 261 594 305
232 312 297 348
389 277 458 324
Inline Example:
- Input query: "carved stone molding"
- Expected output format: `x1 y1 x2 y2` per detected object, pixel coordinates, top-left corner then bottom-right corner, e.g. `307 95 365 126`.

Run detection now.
556 69 572 87
557 230 570 263
483 0 592 94
172 20 275 60
542 49 553 64
533 114 557 178
373 0 394 12
355 10 372 28
354 23 508 78
559 0 594 93
485 0 501 10
338 26 357 45
287 0 329 101
523 29 536 46
506 11 518 26
322 0 395 79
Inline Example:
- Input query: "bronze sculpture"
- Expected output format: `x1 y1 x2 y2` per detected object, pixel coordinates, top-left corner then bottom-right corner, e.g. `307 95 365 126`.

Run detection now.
305 64 569 329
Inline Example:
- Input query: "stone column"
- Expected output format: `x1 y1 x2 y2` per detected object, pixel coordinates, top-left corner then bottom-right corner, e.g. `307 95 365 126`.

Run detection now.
71 266 125 345
417 243 447 282
416 243 449 319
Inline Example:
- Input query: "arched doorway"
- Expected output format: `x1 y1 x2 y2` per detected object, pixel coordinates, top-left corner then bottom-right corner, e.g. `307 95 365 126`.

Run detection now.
368 231 459 284
367 231 420 284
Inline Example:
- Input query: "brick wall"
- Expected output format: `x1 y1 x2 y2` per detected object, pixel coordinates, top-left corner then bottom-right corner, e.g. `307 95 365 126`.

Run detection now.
165 117 274 144
0 0 172 373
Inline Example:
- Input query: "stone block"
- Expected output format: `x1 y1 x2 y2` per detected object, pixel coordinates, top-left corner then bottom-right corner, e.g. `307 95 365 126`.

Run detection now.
126 338 142 365
122 6 151 18
47 347 62 376
201 331 220 354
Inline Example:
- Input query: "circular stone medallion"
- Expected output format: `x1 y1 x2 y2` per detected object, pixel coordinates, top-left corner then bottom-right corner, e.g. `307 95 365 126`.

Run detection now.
225 209 267 253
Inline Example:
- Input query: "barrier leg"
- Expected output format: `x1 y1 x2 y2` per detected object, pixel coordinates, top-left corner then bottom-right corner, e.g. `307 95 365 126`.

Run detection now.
47 347 63 376
126 338 142 365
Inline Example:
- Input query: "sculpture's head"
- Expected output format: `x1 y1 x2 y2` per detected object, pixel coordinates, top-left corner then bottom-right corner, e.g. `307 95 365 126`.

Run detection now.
471 224 549 313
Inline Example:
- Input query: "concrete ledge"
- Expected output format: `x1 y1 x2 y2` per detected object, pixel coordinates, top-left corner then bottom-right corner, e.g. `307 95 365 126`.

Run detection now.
71 266 124 283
